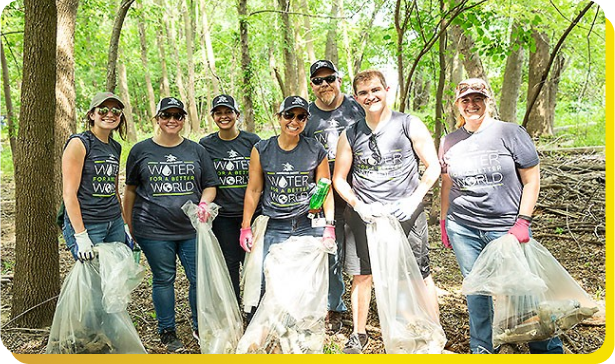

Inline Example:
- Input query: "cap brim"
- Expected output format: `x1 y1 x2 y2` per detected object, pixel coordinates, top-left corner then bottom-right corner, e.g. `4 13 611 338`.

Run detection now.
158 106 187 114
210 103 239 114
92 96 125 109
310 67 336 78
455 89 490 101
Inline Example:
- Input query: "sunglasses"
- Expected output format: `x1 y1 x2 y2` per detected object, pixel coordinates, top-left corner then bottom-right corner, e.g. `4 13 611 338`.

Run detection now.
311 74 338 86
457 82 487 94
96 106 123 116
281 111 308 122
159 112 186 121
368 134 382 164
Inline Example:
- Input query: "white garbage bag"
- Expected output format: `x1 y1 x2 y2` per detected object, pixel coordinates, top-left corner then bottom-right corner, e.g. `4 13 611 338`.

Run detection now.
241 215 269 313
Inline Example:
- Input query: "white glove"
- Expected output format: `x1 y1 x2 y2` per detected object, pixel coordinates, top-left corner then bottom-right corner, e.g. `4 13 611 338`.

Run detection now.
353 201 386 223
74 230 95 262
389 194 422 222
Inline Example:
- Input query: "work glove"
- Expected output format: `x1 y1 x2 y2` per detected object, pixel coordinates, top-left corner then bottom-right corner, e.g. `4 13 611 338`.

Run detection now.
322 225 336 250
124 224 135 250
74 230 95 262
508 218 531 243
440 220 452 249
240 227 254 252
353 201 385 223
389 195 421 222
197 201 211 223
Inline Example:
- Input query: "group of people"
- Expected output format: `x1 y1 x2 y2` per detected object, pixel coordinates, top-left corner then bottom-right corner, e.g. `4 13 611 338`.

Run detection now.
59 59 562 354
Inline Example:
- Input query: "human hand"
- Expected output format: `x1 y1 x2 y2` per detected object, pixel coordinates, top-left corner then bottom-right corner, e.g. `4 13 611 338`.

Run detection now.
197 201 211 223
353 201 385 223
124 224 135 250
389 195 421 222
239 227 254 252
322 225 336 250
74 230 95 262
440 219 452 249
508 218 531 243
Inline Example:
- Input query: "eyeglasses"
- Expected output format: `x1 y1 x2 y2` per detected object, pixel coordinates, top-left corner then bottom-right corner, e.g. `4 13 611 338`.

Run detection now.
281 111 308 122
368 134 382 164
457 82 487 94
96 106 123 116
159 112 186 121
311 74 338 86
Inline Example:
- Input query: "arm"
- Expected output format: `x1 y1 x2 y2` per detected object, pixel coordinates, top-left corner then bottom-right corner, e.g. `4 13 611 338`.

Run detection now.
200 187 216 204
241 147 263 229
440 174 452 220
517 164 540 217
332 130 359 207
62 138 87 233
315 156 334 221
123 184 137 237
409 118 441 201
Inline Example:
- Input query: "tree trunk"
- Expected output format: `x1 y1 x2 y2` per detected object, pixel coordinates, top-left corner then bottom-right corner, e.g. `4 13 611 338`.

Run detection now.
239 0 255 132
547 54 565 131
183 0 200 134
164 10 189 134
278 0 297 96
156 25 171 97
352 0 384 77
446 26 463 131
299 0 315 62
105 0 135 92
412 73 430 111
118 59 137 142
324 0 340 65
499 23 524 123
12 0 59 328
293 4 308 100
526 29 552 137
1 36 17 163
198 3 216 133
136 1 157 119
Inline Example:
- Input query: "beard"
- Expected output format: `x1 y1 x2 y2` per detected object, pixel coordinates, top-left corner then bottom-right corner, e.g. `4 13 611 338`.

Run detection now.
317 89 337 106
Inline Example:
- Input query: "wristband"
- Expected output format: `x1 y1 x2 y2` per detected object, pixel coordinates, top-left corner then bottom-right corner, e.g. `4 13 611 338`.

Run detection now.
517 214 533 223
325 219 336 227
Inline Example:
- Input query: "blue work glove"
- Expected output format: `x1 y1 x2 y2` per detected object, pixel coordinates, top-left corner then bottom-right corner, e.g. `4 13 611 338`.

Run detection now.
124 224 135 250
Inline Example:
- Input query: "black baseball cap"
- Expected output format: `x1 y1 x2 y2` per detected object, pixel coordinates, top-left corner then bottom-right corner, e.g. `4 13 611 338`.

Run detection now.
309 60 338 78
156 97 187 114
278 96 310 114
211 94 240 113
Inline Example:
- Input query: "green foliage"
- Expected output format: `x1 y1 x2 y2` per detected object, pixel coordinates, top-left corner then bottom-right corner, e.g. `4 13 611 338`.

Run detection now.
323 341 342 354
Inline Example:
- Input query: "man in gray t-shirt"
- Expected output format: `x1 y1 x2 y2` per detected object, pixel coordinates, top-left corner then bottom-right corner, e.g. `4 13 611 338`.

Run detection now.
303 59 365 331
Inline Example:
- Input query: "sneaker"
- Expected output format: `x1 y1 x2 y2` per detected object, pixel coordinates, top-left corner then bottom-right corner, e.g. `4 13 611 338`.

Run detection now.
160 328 184 352
327 311 343 333
342 333 369 354
192 330 200 345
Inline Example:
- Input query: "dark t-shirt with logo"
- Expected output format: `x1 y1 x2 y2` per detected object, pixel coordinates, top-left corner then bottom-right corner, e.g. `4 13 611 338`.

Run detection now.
439 119 539 230
199 131 261 218
256 136 327 219
345 111 421 204
70 131 122 223
126 138 219 239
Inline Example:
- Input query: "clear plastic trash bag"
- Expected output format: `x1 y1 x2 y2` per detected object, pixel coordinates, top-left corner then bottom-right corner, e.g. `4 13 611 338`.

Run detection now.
236 236 334 354
366 216 447 354
46 243 146 354
483 238 599 346
462 235 547 296
241 215 269 314
182 201 244 354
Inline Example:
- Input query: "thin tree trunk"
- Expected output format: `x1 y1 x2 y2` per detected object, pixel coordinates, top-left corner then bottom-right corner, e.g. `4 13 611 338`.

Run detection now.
547 54 565 131
239 0 255 132
278 0 297 96
324 0 340 65
299 0 315 62
499 23 524 123
293 4 308 99
199 0 220 98
526 29 551 137
136 2 156 119
164 10 189 134
118 59 137 142
183 0 200 134
446 26 463 131
156 25 171 97
105 0 135 92
12 0 59 328
352 0 384 77
1 37 17 162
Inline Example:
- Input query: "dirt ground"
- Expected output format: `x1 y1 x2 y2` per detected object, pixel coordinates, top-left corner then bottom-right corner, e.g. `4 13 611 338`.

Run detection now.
0 151 606 354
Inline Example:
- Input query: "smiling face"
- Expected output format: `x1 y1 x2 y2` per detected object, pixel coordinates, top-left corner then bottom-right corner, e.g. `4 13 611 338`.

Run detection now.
456 94 488 122
353 77 389 114
156 107 186 136
89 100 123 133
212 106 238 131
310 69 341 107
278 107 308 137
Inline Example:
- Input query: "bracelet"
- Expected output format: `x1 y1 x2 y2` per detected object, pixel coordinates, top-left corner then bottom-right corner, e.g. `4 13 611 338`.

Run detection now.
325 219 336 227
517 214 533 223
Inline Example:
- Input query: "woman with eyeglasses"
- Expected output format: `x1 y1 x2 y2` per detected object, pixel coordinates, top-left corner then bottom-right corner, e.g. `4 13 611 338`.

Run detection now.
439 78 562 354
198 94 261 304
61 92 127 262
240 95 335 296
123 97 219 352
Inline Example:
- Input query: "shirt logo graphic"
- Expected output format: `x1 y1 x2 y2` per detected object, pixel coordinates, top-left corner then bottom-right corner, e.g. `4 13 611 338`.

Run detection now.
328 119 339 128
283 163 294 171
165 154 178 162
228 150 239 158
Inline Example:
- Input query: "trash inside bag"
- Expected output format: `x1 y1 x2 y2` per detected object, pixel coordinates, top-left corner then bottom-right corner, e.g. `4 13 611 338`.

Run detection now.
241 215 269 313
46 242 146 354
366 216 447 354
236 236 333 354
464 236 599 346
182 201 244 354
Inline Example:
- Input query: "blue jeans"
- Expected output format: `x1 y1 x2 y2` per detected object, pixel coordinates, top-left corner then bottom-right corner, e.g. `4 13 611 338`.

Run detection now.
63 214 125 260
136 236 198 333
329 202 348 313
446 218 564 354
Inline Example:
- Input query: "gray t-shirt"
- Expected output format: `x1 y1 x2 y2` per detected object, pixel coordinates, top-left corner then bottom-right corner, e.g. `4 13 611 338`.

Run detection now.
199 131 261 218
256 136 327 219
345 111 421 204
126 138 220 239
68 131 122 223
304 95 365 169
439 119 539 230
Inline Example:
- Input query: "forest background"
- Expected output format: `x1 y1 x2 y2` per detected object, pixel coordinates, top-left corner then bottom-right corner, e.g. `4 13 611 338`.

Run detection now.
0 0 611 356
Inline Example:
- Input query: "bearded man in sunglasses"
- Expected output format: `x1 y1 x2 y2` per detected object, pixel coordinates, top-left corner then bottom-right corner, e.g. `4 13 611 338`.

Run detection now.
303 60 365 334
333 69 441 354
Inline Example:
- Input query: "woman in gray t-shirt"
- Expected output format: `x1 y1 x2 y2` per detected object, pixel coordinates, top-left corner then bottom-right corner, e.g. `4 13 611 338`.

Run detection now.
439 78 562 354
240 96 335 298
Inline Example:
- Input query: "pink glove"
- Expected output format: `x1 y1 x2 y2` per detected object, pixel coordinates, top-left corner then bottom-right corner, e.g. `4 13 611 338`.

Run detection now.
440 220 452 249
322 225 336 250
240 227 254 252
197 202 211 222
508 218 531 243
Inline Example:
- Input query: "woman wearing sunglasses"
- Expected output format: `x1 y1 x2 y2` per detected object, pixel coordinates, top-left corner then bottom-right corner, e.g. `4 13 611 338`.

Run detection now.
199 94 261 304
439 78 562 354
123 97 219 352
240 95 335 295
61 92 127 262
